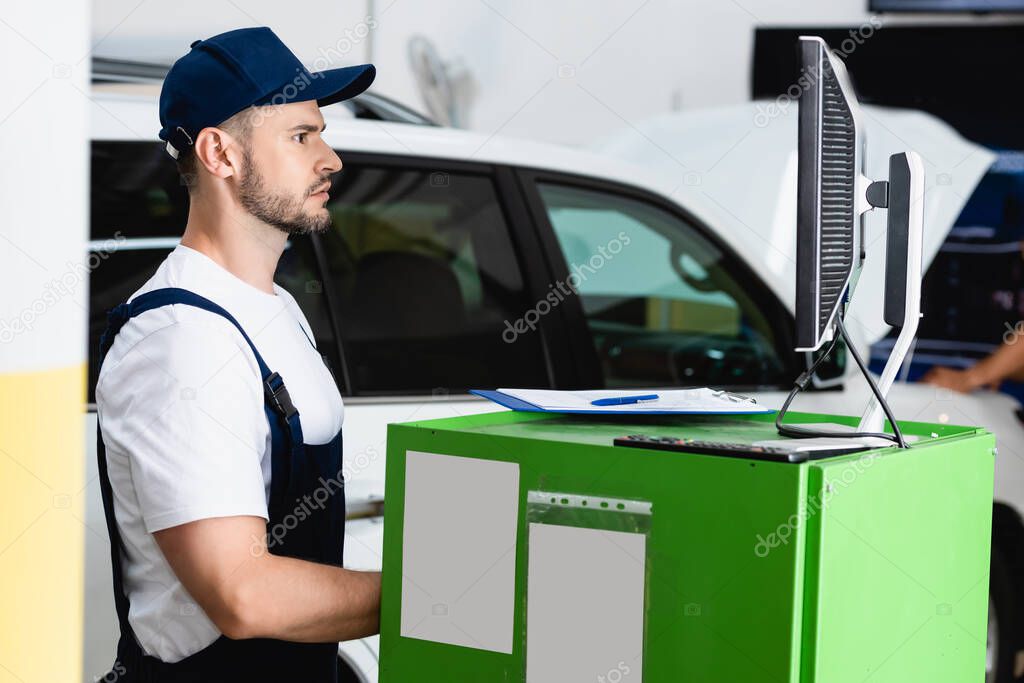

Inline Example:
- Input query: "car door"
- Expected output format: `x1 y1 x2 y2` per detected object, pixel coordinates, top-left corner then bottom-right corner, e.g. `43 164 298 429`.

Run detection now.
310 153 576 398
515 169 800 391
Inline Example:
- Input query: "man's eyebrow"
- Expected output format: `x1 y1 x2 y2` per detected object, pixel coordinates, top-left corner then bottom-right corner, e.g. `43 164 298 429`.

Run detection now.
289 122 327 133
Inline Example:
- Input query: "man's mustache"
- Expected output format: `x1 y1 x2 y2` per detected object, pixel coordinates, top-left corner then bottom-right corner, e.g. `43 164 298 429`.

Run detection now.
307 175 333 197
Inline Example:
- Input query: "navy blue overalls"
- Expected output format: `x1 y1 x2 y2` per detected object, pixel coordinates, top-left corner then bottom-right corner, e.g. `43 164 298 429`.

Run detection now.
95 287 345 682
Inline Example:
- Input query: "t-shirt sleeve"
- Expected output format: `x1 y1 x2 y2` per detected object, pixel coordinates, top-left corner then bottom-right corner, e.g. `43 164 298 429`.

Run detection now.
100 319 269 533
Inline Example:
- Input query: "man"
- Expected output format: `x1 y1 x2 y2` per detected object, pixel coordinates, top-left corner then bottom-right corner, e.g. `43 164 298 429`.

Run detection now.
95 27 380 682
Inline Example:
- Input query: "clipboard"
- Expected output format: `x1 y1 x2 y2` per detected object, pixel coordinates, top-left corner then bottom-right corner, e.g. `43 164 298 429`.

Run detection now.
469 388 773 416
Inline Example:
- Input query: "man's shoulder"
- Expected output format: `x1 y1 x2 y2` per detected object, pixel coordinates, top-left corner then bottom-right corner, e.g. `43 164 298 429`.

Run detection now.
96 312 260 405
119 255 257 358
117 248 256 356
124 246 187 303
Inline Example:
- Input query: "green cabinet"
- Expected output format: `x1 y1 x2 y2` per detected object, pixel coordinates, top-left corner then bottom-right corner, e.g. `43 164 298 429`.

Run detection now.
378 410 994 682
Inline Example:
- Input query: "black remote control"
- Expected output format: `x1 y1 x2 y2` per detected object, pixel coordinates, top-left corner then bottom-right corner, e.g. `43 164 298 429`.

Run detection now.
612 434 862 463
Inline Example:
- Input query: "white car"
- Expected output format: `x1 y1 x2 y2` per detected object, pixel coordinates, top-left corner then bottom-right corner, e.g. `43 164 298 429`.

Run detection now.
83 72 1017 682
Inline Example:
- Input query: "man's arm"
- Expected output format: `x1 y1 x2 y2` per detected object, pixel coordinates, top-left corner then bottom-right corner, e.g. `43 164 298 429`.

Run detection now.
923 334 1024 393
154 515 380 642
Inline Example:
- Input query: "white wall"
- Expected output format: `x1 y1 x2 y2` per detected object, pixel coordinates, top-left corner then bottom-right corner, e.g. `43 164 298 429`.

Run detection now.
369 0 877 146
91 0 1021 146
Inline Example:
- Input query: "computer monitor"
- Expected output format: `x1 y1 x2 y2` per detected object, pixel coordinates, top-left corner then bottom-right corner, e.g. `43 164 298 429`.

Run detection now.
794 36 864 353
786 36 924 442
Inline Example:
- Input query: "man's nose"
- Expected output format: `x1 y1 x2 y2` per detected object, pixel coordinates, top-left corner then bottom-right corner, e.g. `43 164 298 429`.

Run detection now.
320 143 342 175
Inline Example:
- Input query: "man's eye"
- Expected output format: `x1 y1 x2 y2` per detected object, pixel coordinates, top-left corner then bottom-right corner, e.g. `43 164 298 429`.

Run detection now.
293 133 307 143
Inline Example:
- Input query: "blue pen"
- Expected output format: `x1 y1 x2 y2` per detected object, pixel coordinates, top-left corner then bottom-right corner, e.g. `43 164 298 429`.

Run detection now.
590 393 660 406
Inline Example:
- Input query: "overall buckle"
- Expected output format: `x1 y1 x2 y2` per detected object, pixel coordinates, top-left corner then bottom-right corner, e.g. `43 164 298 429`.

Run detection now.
263 372 299 420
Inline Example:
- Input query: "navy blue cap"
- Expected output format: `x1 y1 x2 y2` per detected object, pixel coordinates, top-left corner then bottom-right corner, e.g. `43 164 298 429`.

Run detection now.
159 27 376 158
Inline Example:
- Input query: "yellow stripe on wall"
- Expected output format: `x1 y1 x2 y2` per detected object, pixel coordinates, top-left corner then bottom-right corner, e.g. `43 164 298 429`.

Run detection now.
0 363 86 683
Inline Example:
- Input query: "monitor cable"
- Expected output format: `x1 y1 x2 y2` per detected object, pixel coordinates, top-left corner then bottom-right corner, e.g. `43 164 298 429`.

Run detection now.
775 316 908 448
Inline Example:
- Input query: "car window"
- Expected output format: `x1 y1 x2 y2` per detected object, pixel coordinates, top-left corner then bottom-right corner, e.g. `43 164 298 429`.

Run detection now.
90 141 191 240
317 164 550 395
536 182 788 389
87 142 336 402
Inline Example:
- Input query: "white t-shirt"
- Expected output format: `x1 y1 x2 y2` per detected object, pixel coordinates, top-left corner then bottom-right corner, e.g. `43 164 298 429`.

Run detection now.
96 243 345 663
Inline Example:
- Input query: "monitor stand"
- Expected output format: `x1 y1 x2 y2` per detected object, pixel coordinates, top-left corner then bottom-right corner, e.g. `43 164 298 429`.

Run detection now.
857 151 925 435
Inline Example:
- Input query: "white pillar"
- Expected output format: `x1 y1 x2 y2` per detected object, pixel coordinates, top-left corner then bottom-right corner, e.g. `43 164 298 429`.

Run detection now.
0 2 90 681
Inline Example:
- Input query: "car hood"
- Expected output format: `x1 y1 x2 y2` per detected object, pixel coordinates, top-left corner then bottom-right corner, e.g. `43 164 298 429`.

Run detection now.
592 102 995 353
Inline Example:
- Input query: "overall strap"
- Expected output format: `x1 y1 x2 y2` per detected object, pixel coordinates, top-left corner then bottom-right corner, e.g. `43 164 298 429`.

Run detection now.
101 287 272 375
95 287 307 669
100 287 306 462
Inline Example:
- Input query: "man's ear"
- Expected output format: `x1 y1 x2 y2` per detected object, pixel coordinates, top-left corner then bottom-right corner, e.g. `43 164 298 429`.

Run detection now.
193 127 242 181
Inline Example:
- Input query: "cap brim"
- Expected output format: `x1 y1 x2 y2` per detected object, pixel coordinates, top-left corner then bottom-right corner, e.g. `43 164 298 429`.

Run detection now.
308 63 376 107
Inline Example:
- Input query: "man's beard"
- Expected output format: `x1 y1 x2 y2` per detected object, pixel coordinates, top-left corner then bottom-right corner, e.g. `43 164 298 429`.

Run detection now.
237 146 332 236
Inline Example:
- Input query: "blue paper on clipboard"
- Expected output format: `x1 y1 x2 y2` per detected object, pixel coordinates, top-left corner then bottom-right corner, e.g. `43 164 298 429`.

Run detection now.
470 388 773 415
